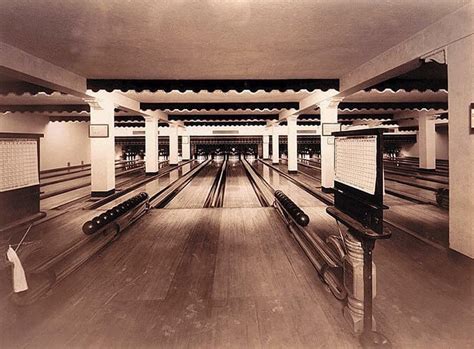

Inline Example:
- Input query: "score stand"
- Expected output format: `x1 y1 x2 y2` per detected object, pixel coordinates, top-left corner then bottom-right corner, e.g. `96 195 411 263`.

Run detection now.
326 128 391 348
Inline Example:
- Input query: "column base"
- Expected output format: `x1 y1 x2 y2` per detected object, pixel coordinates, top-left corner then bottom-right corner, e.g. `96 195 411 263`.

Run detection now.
146 171 159 176
91 189 115 197
169 162 179 166
288 170 298 174
321 187 334 194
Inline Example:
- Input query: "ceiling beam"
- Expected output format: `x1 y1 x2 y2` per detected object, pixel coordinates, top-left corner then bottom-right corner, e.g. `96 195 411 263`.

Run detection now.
339 3 472 95
85 91 168 122
0 41 87 97
278 4 471 122
393 109 445 121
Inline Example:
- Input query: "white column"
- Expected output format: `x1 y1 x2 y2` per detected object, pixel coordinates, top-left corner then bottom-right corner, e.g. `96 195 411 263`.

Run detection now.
169 124 179 165
145 116 159 174
418 115 436 170
319 98 341 191
263 134 270 159
447 36 474 258
272 124 280 164
287 115 298 173
182 134 191 160
88 99 115 196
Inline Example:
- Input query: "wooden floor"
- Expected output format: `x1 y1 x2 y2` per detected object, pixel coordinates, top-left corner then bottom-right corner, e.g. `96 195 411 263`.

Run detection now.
277 160 450 247
166 161 222 209
0 208 356 348
40 162 172 211
223 160 260 208
101 161 199 210
1 159 472 348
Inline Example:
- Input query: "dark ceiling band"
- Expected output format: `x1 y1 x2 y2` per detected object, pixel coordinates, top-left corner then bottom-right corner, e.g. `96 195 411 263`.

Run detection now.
0 82 58 95
87 79 340 93
168 114 278 121
141 102 299 111
0 104 90 113
364 79 447 92
338 102 448 110
365 61 447 92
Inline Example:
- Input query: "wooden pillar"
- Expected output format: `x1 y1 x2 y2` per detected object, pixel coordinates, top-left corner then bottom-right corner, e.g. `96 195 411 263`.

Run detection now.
418 115 436 170
287 116 298 173
447 35 474 258
144 116 159 174
169 124 179 165
272 124 280 164
319 98 341 192
263 134 270 159
88 99 115 196
182 135 191 160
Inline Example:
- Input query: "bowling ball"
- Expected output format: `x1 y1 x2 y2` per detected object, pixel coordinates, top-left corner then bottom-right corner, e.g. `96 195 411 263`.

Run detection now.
113 206 122 216
82 221 96 235
106 209 116 219
296 213 310 227
99 213 110 225
289 207 299 217
93 216 102 227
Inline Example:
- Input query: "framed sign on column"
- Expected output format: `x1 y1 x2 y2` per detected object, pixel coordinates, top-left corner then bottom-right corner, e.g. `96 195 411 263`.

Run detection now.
89 124 109 138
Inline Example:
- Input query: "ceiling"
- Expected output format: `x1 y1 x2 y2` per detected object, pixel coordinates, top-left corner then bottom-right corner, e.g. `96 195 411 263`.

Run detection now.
0 0 466 79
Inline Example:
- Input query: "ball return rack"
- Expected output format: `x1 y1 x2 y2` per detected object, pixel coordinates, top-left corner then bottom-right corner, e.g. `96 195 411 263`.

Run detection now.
8 192 150 305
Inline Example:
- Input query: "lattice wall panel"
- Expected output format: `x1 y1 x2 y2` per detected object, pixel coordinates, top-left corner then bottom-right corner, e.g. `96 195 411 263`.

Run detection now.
0 138 39 192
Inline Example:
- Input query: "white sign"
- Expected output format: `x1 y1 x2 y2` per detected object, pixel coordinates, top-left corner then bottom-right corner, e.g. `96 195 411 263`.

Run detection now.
89 124 109 138
335 135 377 195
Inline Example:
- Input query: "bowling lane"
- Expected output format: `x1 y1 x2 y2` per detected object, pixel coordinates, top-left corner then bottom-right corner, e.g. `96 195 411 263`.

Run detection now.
249 160 324 208
298 160 438 203
165 161 222 208
40 161 144 186
40 162 170 211
0 208 356 348
40 163 147 198
288 160 450 247
100 161 201 210
222 160 260 208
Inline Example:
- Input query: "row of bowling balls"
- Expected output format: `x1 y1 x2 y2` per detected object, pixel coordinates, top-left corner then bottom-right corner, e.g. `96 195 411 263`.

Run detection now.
274 190 310 227
82 192 149 235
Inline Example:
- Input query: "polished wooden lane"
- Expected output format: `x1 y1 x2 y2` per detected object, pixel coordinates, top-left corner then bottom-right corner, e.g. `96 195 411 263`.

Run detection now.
268 160 450 247
40 170 143 210
222 160 260 208
250 160 322 208
0 208 357 348
165 161 222 209
2 204 471 348
40 163 173 211
100 161 200 210
40 161 144 186
383 195 450 246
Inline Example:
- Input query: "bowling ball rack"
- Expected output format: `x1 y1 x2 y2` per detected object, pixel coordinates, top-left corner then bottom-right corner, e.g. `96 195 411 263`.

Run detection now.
10 193 150 305
273 190 347 301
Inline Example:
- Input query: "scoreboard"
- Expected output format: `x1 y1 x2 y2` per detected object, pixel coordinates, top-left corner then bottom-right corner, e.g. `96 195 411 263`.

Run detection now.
0 138 39 192
335 135 378 195
0 133 42 228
